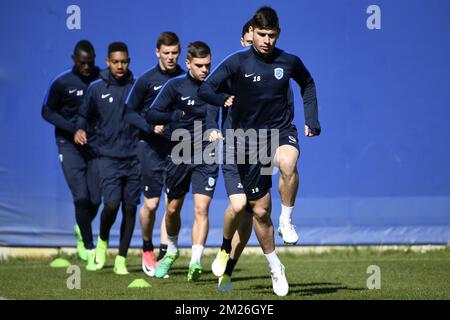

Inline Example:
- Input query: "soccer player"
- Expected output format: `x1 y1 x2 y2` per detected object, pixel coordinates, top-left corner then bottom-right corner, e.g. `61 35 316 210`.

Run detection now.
214 18 301 292
145 41 219 281
42 40 101 271
199 7 321 296
74 42 140 275
210 20 255 292
124 32 185 277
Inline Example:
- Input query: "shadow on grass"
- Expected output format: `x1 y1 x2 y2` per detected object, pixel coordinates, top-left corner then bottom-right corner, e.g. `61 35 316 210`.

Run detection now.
240 282 366 296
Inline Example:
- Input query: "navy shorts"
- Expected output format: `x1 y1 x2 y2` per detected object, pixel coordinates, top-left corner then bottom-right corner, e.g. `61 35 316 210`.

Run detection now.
222 138 245 196
137 140 169 199
165 158 219 200
278 125 300 152
57 138 101 204
97 156 141 206
237 125 300 201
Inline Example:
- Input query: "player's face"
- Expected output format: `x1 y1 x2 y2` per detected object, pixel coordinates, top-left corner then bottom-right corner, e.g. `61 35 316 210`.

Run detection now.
107 51 130 80
252 27 279 55
240 29 254 47
156 44 180 72
73 50 95 77
186 55 211 81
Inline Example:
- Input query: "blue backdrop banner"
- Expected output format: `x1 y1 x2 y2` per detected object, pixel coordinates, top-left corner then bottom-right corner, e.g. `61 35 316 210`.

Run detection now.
1 0 449 247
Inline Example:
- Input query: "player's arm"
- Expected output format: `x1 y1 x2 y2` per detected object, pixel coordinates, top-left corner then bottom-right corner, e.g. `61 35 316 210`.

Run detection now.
74 84 95 145
198 55 239 107
41 79 77 134
124 77 155 134
291 56 321 137
144 81 183 125
205 104 223 142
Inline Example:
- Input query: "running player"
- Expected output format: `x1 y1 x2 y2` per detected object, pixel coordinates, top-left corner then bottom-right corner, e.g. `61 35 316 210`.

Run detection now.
42 40 101 271
75 42 140 275
210 20 254 292
199 7 321 296
145 41 219 282
213 17 302 292
124 32 185 277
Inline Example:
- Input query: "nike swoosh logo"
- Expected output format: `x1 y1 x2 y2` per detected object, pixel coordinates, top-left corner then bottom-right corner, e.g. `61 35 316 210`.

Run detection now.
205 187 214 191
244 73 255 78
101 94 110 99
181 96 191 101
153 85 162 90
69 89 77 94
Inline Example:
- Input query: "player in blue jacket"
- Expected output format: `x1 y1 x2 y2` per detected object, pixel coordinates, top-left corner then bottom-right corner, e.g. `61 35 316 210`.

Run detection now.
75 42 139 275
42 40 101 270
145 42 219 281
124 32 185 277
199 7 321 296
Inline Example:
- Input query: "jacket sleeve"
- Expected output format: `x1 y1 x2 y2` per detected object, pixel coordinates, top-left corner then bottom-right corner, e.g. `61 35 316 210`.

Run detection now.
291 56 321 135
41 79 77 133
144 81 183 125
124 77 154 133
205 104 220 131
76 84 95 131
198 54 239 107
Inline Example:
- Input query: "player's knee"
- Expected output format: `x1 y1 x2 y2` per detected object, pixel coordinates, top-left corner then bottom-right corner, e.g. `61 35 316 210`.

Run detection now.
252 206 270 223
143 197 160 212
279 156 298 177
194 203 209 217
230 199 247 214
166 205 179 217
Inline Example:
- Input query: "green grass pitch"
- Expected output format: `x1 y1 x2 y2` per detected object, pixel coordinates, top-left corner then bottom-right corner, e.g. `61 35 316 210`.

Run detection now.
1 247 449 300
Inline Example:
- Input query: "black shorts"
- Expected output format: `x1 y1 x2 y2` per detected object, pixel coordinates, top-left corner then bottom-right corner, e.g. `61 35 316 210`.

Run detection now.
98 156 141 206
165 160 219 200
222 138 245 196
278 125 300 152
137 140 169 198
237 125 300 201
57 138 101 204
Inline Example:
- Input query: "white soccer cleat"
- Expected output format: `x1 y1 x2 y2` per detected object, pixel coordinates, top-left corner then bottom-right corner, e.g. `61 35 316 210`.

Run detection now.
278 220 299 245
211 249 229 277
271 264 289 296
218 274 233 292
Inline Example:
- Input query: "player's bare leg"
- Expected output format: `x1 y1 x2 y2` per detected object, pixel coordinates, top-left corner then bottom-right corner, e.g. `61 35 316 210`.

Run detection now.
212 194 247 277
188 193 212 281
274 145 300 244
156 194 169 261
140 196 160 276
251 192 289 296
155 196 184 278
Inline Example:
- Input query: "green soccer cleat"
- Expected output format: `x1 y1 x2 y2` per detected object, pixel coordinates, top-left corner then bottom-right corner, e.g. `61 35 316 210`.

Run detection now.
86 249 97 271
187 262 203 282
74 225 87 261
155 252 178 279
211 249 229 277
114 255 129 275
95 236 108 269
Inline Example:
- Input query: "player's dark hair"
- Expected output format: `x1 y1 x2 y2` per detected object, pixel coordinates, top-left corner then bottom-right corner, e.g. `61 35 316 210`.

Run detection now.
157 32 180 49
108 42 128 57
187 41 210 61
252 6 279 30
74 40 95 55
241 19 253 38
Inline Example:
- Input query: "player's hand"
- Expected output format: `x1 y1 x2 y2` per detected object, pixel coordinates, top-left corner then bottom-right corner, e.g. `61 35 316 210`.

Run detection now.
74 129 87 145
209 130 224 142
154 125 165 135
224 96 234 107
304 125 316 137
